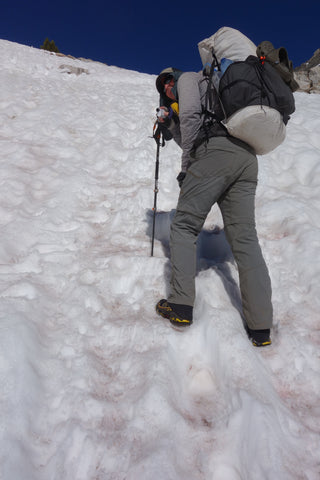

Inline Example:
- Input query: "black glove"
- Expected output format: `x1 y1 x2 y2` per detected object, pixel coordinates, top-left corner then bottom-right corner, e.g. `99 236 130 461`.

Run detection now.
157 122 173 141
176 171 186 188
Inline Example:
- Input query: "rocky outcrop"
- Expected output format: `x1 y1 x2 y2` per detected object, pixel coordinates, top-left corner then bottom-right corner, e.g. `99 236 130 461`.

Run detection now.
59 64 89 75
294 49 320 93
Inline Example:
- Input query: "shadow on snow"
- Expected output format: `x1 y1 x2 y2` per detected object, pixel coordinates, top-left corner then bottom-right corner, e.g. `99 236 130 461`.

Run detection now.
146 209 244 320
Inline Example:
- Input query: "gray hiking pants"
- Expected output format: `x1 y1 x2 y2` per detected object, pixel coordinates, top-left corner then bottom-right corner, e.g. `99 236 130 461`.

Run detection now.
168 136 273 330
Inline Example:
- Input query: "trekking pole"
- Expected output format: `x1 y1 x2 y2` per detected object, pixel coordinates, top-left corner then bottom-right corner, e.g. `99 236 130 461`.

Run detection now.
151 123 163 257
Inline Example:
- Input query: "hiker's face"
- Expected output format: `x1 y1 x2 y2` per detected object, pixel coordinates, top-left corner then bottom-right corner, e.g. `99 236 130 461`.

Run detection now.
164 78 176 100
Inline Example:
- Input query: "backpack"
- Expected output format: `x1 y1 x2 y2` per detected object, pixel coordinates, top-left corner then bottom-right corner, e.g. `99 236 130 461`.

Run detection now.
198 28 297 155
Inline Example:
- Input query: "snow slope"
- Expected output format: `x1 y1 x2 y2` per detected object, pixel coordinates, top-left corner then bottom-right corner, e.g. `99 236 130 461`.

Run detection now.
0 39 319 480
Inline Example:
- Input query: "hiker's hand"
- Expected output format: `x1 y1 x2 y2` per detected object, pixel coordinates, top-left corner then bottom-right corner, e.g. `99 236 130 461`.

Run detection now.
156 122 173 141
156 107 169 123
176 171 186 188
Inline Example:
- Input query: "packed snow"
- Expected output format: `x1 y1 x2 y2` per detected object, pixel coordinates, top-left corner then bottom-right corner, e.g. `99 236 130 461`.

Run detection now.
0 39 319 480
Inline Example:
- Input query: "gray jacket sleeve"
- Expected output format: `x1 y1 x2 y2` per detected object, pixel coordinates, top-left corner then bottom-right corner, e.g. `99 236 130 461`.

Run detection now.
177 72 203 172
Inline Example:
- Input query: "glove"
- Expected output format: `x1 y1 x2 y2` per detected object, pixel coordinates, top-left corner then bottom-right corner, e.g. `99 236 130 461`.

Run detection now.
156 106 169 120
156 122 173 141
176 171 186 188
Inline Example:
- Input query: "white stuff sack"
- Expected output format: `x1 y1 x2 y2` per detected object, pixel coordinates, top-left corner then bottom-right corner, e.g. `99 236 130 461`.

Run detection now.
223 105 286 155
198 26 257 67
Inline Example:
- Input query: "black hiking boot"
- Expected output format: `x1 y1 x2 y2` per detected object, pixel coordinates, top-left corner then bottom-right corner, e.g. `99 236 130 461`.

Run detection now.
156 299 193 327
248 328 272 347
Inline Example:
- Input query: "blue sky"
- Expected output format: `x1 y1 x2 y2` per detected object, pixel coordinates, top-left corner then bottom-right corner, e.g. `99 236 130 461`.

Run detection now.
2 0 319 75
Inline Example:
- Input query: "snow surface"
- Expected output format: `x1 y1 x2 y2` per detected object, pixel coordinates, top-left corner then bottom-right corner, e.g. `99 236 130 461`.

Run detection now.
0 39 319 480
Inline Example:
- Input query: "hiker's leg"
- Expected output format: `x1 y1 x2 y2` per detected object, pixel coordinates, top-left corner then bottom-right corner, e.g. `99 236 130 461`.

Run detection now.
168 137 254 307
218 158 273 330
168 177 219 306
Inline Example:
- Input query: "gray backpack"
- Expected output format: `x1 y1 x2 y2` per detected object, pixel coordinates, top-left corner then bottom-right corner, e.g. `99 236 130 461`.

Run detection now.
199 28 298 155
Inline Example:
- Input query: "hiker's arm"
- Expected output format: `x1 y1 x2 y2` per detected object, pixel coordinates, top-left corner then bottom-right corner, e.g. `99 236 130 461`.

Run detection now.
177 72 202 172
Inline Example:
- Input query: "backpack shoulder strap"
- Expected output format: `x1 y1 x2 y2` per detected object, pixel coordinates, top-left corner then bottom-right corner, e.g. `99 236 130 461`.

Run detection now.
203 51 227 120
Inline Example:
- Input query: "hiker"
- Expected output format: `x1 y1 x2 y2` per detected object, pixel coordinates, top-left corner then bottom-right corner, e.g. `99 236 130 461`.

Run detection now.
155 67 273 347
